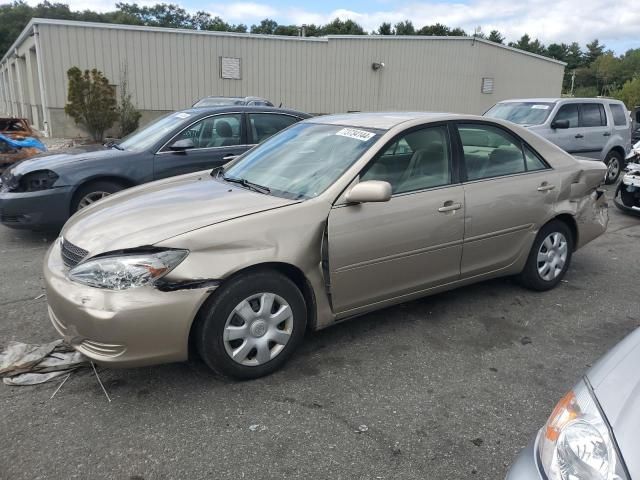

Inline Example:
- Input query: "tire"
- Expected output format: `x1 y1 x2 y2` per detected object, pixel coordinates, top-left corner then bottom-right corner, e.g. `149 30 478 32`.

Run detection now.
518 220 574 291
604 150 624 185
195 270 307 379
71 180 125 213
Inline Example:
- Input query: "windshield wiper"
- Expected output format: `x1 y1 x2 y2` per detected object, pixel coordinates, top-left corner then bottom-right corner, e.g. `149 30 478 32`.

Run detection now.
106 142 124 150
222 175 271 195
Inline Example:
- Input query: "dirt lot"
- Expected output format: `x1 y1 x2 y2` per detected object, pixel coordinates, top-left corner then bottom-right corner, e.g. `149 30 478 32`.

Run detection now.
1 187 639 480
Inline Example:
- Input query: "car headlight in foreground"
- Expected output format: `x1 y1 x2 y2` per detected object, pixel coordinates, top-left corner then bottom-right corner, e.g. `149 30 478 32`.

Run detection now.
538 379 629 480
68 249 188 290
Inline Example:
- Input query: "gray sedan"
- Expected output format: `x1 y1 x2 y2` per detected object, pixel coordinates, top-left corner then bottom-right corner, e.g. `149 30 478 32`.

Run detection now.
0 106 309 230
506 327 639 480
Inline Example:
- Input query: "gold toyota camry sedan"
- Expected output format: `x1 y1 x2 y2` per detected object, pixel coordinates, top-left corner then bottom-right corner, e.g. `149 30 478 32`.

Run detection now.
44 113 608 379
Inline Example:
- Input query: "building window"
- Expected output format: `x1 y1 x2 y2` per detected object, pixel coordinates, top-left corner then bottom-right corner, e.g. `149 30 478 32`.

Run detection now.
220 57 241 80
481 77 494 94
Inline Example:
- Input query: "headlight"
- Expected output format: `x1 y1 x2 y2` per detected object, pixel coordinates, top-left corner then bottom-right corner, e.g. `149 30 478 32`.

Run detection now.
68 249 188 290
538 379 629 480
18 170 59 192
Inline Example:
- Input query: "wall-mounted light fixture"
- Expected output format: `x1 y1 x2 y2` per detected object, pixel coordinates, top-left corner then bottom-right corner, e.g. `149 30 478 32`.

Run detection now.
372 62 385 71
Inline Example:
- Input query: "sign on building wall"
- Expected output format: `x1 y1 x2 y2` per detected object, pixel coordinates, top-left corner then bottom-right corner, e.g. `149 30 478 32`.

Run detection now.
220 57 241 80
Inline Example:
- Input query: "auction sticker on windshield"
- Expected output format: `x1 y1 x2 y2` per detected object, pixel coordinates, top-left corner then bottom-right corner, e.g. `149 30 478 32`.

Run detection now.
175 113 191 119
335 128 376 141
531 105 550 109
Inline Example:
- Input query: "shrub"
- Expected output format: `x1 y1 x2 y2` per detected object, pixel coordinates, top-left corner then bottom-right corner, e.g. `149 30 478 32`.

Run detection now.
64 67 118 142
117 64 142 137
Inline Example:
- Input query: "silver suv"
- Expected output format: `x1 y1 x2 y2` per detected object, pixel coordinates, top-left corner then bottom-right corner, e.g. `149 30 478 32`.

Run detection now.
485 98 631 183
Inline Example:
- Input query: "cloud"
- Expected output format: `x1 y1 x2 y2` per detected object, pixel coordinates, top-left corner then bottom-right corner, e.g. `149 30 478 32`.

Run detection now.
208 2 278 22
25 0 639 52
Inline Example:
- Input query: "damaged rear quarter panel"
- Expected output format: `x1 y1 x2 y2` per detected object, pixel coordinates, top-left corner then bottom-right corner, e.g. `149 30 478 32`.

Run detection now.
554 160 608 249
154 198 337 330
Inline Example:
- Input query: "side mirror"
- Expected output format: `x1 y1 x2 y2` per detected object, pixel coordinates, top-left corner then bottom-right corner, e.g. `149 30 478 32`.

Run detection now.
551 119 570 129
169 138 195 151
346 180 392 204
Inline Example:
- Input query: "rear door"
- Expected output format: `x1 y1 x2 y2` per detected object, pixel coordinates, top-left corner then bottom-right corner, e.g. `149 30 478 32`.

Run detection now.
456 122 558 278
153 113 248 179
246 113 301 144
579 103 609 159
327 124 465 314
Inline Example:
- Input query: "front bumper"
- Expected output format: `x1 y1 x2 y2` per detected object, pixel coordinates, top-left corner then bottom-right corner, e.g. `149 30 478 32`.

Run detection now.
505 436 543 479
44 239 213 367
0 186 73 230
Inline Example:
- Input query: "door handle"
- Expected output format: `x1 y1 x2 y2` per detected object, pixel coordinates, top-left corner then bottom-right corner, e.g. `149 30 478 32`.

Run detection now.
537 184 556 192
575 134 584 139
438 201 463 213
223 155 238 161
603 132 611 137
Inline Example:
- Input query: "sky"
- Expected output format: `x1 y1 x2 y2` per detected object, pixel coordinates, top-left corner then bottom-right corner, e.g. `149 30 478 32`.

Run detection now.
31 0 640 54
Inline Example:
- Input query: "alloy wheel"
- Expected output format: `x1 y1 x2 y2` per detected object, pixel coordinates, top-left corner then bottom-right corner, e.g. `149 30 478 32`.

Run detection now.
537 232 568 281
607 158 620 183
223 292 294 366
77 191 111 209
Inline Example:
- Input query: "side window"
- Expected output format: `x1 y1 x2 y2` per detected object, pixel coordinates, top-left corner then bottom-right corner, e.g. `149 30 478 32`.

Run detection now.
580 103 606 127
360 125 451 194
167 114 242 150
458 124 526 180
610 104 628 127
249 113 299 143
524 145 548 172
554 104 579 128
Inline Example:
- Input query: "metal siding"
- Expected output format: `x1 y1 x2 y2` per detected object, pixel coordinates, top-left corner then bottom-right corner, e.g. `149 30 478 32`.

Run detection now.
3 22 564 128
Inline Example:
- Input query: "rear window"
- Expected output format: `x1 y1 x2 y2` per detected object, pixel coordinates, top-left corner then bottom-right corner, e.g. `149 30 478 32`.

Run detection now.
610 104 628 126
581 103 607 127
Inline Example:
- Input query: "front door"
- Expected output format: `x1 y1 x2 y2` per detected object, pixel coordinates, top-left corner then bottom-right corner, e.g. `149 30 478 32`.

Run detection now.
547 103 585 154
456 122 558 277
327 124 465 314
153 113 248 179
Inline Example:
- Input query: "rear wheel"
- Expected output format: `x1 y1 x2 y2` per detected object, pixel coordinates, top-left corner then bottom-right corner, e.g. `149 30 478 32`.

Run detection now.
71 180 125 213
195 270 307 379
518 220 573 291
604 151 623 185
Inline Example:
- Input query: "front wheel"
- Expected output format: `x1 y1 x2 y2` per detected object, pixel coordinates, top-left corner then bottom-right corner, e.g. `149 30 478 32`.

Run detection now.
195 270 307 379
71 180 124 213
518 220 573 291
604 151 624 185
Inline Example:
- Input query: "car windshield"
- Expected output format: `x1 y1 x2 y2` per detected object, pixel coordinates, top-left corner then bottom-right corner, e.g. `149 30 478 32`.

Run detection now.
222 123 380 200
194 97 244 107
118 112 193 152
484 102 555 125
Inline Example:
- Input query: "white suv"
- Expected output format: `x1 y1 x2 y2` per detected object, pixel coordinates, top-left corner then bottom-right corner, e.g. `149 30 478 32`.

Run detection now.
485 98 632 183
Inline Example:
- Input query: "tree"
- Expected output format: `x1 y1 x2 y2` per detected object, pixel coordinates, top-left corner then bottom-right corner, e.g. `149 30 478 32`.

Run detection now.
116 64 141 137
487 29 504 44
394 20 414 35
377 22 392 35
546 43 568 62
64 67 118 142
585 39 604 65
615 77 640 110
320 18 365 35
250 18 277 34
417 23 450 36
565 42 584 69
449 27 466 36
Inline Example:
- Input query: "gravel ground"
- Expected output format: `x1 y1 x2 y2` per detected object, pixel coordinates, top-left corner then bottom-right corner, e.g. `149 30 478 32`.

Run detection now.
0 186 639 480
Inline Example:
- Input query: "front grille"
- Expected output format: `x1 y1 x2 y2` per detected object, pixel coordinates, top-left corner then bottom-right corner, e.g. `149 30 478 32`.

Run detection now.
61 238 88 268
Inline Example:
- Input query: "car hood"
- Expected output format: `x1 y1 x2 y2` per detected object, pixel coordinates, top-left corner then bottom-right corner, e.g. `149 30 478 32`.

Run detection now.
62 171 298 255
7 145 122 176
587 327 640 478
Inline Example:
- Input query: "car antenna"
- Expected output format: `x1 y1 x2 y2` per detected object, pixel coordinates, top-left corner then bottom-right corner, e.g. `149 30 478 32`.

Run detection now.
279 102 282 108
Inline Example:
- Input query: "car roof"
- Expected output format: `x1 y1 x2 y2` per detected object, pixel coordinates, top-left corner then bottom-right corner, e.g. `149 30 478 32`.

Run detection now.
307 112 481 130
177 105 310 117
199 95 269 101
499 97 625 104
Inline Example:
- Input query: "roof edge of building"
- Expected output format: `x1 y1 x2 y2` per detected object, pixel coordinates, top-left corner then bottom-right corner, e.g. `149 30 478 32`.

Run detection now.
1 17 567 67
